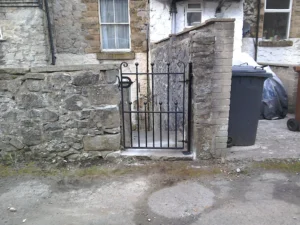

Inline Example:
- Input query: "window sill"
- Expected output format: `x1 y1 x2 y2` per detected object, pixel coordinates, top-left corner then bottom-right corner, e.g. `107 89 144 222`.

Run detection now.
97 52 135 60
258 40 293 47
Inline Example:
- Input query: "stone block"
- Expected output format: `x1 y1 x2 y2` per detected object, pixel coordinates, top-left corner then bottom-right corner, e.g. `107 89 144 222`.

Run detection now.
215 136 228 143
90 106 120 129
216 142 227 149
97 52 136 60
9 137 24 150
0 142 17 152
84 85 120 105
43 122 62 131
49 72 72 90
42 109 59 122
0 67 29 75
17 93 47 109
83 134 120 151
25 80 42 92
0 81 8 91
58 149 79 158
45 130 64 141
64 95 89 111
103 70 118 84
2 110 18 122
7 79 22 94
258 40 293 47
24 73 45 80
21 125 43 146
72 71 99 86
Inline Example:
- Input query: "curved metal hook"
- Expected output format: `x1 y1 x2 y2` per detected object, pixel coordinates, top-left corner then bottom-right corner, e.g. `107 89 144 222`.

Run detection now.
177 61 186 73
120 62 129 73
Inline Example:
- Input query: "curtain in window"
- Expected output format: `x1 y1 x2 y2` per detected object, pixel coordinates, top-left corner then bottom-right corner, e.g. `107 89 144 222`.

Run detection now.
100 0 130 50
100 0 114 23
115 0 128 23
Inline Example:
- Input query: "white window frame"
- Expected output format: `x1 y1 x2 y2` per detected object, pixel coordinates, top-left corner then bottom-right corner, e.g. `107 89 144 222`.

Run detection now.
185 1 203 28
264 0 293 39
98 0 131 52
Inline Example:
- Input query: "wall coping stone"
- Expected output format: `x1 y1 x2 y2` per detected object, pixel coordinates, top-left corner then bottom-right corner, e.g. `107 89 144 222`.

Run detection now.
0 67 30 75
258 62 300 67
31 64 119 73
154 18 236 44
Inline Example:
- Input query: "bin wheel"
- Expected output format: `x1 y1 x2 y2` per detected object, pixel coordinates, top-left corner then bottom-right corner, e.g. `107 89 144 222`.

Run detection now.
287 119 299 131
227 137 233 148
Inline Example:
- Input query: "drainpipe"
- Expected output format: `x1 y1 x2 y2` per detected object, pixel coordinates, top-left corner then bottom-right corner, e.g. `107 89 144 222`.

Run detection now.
44 0 56 65
255 0 261 61
170 0 177 34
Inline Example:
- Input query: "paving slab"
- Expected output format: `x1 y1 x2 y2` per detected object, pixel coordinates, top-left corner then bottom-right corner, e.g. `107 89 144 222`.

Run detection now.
227 114 300 161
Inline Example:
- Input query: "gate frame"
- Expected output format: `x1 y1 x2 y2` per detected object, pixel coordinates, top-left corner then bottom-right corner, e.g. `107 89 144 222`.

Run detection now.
119 62 193 152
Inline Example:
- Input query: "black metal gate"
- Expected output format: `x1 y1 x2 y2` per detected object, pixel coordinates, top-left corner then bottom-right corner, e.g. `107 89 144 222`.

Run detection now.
119 62 192 152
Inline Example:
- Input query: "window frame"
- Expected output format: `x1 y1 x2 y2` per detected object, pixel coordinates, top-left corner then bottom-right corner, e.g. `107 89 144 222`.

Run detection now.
98 0 131 52
185 1 203 28
263 0 293 39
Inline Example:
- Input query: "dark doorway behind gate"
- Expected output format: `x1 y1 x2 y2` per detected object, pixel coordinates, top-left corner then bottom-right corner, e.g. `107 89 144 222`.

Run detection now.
119 62 192 152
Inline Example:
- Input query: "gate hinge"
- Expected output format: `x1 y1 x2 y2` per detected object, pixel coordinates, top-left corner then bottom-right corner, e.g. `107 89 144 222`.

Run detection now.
117 76 133 89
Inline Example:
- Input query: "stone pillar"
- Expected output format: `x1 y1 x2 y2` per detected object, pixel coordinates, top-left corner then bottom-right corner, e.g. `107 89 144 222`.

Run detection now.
190 32 216 159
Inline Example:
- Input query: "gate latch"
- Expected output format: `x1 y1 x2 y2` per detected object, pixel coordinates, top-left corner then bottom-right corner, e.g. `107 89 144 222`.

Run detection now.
117 76 133 89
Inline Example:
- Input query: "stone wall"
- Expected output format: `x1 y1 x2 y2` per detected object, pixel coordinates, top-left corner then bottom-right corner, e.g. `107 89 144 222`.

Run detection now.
0 6 49 67
151 0 243 55
151 19 235 159
242 0 300 65
242 38 300 65
242 0 300 39
51 0 149 64
0 65 121 164
269 65 299 113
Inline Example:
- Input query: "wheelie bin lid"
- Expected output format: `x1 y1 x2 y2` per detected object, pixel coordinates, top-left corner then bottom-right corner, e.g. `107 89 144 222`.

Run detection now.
232 65 272 78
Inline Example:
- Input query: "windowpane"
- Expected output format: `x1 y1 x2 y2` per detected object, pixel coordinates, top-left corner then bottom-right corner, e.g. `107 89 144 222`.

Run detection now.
116 25 130 49
100 0 114 23
101 25 116 49
187 12 201 26
263 13 289 39
115 0 129 23
266 0 290 9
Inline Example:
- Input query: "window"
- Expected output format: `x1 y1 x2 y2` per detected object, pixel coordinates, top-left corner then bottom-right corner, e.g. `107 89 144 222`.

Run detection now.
185 2 202 27
99 0 130 51
263 0 293 40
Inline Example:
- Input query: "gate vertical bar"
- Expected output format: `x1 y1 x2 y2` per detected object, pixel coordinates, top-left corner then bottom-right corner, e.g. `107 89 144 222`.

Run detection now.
135 63 140 147
129 102 133 147
187 62 193 152
144 102 147 147
159 102 162 148
175 102 178 148
177 61 186 148
167 63 170 147
181 63 186 148
151 63 155 147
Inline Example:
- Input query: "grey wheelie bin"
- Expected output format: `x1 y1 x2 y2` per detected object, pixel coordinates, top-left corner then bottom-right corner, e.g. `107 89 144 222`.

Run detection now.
228 65 272 146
